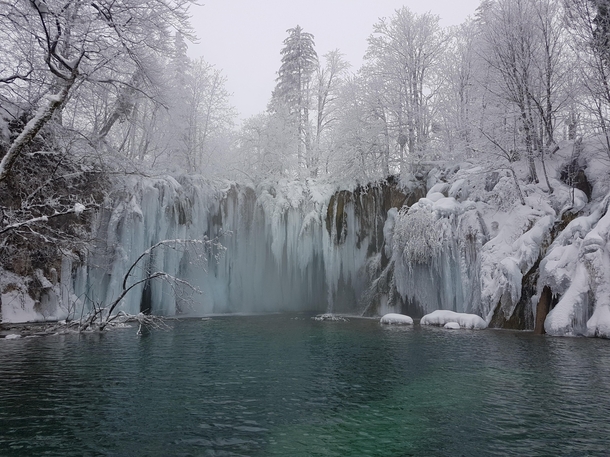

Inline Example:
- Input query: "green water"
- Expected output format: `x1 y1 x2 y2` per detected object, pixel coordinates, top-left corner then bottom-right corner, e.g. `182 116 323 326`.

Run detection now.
0 315 609 456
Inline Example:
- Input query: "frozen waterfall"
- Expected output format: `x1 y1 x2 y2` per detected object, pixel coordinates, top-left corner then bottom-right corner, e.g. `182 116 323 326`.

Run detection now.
70 176 409 317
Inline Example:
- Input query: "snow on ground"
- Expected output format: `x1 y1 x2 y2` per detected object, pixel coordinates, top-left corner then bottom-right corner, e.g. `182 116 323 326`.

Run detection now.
380 313 413 325
421 310 488 329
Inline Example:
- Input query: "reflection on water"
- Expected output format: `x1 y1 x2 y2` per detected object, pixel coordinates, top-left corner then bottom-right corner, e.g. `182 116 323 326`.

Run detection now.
0 316 609 456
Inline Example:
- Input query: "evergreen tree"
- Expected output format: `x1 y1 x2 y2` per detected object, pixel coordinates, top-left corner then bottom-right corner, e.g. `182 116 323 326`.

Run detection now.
592 0 610 64
271 25 318 177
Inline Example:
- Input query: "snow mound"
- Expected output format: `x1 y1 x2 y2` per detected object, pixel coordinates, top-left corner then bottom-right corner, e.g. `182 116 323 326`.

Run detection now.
380 313 413 325
74 203 86 215
421 310 487 329
428 182 450 196
426 192 445 202
443 322 461 330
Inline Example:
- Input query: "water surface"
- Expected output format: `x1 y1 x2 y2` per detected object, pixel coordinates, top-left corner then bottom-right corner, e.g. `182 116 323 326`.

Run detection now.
0 315 609 456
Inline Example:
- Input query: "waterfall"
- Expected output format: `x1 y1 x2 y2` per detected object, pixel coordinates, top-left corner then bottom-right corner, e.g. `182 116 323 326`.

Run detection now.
70 176 408 317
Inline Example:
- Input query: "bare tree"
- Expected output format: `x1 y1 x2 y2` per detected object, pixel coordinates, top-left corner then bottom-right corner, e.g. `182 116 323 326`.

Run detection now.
365 7 448 171
77 239 215 332
0 0 195 182
565 0 610 158
311 50 350 177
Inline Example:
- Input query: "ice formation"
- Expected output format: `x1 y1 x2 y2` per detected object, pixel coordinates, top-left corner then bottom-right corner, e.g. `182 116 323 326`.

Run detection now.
540 197 610 337
62 176 404 317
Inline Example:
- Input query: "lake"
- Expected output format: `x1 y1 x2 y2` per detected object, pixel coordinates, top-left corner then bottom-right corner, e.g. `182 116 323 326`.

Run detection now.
0 315 609 456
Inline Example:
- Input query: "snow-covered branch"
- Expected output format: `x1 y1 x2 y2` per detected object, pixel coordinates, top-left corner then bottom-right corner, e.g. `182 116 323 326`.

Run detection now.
76 238 208 331
0 204 91 236
0 84 72 183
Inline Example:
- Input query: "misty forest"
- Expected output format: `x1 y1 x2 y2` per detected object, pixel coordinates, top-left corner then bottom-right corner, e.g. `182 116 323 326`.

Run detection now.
4 0 610 455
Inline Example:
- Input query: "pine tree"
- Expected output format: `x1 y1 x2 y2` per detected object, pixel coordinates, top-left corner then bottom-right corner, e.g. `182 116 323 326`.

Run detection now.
592 0 610 64
271 25 318 177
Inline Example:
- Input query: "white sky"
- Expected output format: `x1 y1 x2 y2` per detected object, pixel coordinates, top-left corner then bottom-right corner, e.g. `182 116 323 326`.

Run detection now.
189 0 482 121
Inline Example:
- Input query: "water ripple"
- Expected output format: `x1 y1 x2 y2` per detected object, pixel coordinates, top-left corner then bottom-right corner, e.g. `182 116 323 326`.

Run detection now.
0 316 609 456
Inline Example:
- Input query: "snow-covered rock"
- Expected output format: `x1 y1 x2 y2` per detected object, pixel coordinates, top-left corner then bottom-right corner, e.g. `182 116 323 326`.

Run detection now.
421 310 487 329
428 182 450 196
443 322 461 330
380 313 413 325
426 192 446 202
541 196 610 337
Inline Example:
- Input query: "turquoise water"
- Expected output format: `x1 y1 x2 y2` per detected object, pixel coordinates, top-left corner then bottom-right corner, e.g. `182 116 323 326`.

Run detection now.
1 315 609 456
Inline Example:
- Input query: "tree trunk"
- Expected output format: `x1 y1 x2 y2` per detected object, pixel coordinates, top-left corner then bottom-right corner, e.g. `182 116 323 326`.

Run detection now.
0 82 72 183
510 166 526 206
534 285 552 334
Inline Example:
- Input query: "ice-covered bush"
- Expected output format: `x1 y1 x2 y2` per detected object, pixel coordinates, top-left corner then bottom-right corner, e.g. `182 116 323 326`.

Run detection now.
392 202 448 268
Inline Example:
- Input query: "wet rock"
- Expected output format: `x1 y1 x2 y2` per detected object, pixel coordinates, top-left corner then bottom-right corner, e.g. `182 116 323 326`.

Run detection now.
485 172 500 192
560 160 592 201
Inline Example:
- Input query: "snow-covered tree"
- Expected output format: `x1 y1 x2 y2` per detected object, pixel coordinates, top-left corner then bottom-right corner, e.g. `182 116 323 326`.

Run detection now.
328 74 392 181
565 0 610 157
312 50 350 177
270 25 318 177
474 0 573 191
0 0 196 181
364 7 448 171
0 0 196 282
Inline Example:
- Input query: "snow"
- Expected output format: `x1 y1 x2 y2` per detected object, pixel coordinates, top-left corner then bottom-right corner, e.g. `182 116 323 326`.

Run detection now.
541 195 610 337
587 305 610 338
433 197 461 217
421 310 488 329
443 322 461 330
4 334 21 340
428 182 450 196
449 179 467 200
74 203 86 215
380 313 413 325
1 269 69 324
426 192 445 202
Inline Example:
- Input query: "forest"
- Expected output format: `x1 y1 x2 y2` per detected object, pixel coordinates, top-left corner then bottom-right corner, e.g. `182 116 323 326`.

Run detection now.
1 0 610 334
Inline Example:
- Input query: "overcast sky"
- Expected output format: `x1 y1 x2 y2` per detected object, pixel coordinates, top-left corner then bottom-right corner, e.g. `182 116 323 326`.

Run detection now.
189 0 482 121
